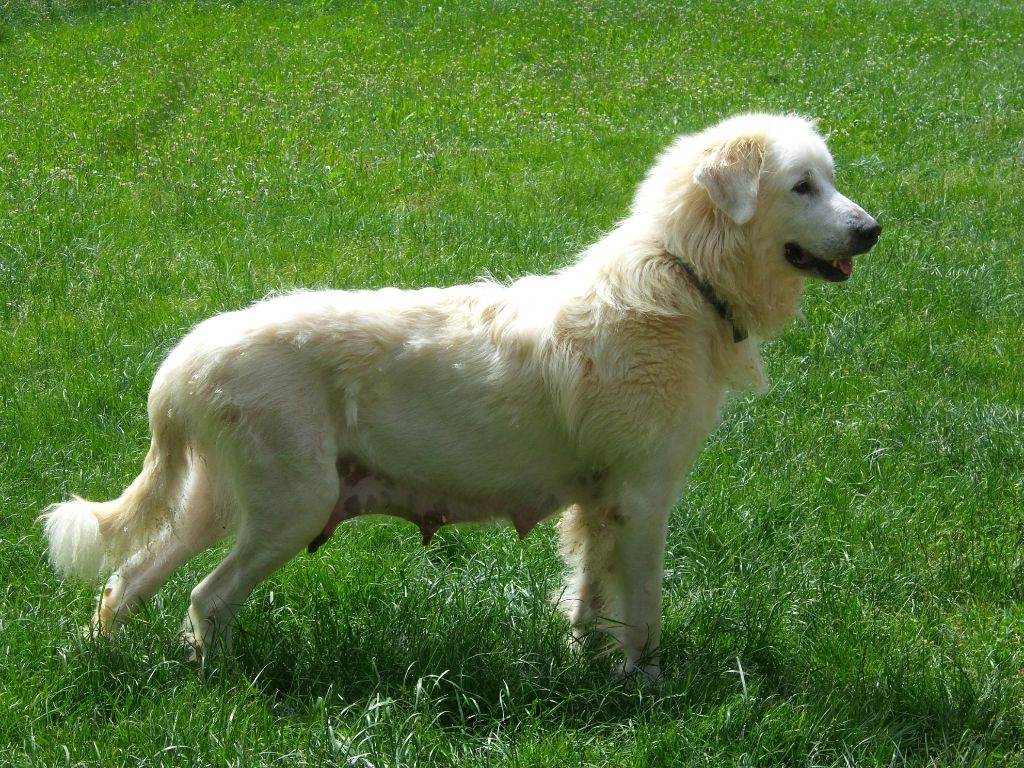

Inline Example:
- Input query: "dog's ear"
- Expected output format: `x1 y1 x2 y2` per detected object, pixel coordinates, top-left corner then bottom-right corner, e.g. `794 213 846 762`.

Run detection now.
693 137 765 225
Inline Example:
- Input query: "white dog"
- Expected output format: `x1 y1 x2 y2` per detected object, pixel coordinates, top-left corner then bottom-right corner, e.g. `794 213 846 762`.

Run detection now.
43 113 879 678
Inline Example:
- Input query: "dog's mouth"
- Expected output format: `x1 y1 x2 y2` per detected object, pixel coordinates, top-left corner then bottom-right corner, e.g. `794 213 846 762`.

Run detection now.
784 243 853 283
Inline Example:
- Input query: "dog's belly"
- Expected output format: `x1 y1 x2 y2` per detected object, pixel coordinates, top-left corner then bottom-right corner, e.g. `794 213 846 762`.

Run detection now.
306 458 577 553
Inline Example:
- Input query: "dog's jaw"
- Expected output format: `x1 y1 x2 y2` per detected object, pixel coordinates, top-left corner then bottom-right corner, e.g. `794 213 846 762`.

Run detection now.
784 242 854 282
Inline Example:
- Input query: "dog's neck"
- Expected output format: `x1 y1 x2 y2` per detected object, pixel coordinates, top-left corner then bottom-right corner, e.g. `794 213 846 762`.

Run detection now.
673 257 748 343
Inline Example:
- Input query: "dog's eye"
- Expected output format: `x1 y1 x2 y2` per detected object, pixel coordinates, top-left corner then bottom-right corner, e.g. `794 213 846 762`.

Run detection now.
792 179 814 195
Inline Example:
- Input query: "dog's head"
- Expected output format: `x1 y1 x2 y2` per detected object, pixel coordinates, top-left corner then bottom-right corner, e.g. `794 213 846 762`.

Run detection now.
693 114 880 283
636 114 880 332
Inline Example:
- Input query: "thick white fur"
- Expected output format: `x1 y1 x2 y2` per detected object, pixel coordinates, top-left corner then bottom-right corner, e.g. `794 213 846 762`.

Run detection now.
42 113 877 677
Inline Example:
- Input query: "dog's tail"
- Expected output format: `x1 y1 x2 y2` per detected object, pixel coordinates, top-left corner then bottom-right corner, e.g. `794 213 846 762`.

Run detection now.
41 387 189 581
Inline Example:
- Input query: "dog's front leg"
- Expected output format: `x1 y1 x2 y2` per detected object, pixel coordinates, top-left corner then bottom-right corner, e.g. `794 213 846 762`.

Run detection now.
606 499 671 681
559 482 677 680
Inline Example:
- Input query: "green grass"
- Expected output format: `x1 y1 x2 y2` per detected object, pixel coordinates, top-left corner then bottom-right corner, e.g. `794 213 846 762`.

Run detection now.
2 0 1023 764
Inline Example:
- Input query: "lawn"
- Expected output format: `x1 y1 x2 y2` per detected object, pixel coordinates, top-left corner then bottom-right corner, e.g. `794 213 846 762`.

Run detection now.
1 0 1022 765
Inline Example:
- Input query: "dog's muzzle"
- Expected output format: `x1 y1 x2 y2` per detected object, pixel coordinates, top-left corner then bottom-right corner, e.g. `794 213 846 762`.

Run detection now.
785 217 881 283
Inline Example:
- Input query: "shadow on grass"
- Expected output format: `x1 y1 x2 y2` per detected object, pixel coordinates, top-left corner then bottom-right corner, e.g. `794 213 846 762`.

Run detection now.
208 559 1015 764
37 531 1017 764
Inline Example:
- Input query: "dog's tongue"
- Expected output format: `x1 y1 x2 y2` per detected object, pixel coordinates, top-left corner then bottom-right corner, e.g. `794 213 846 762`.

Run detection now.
834 257 853 276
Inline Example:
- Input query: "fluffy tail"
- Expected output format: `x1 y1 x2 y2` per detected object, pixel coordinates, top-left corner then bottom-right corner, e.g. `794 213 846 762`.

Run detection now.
41 394 189 581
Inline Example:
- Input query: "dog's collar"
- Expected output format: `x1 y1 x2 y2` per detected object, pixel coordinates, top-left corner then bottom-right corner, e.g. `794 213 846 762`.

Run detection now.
675 258 748 343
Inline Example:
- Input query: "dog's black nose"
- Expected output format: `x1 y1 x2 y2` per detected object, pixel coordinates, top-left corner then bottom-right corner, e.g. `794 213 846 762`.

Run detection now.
852 217 881 251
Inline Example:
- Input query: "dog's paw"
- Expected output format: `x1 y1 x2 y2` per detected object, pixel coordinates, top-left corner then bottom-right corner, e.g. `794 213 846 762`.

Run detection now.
616 657 662 687
81 618 102 640
181 630 202 663
180 615 208 664
180 611 232 668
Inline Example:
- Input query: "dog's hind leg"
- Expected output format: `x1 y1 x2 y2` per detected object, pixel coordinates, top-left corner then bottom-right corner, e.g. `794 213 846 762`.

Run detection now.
181 457 338 660
93 460 231 635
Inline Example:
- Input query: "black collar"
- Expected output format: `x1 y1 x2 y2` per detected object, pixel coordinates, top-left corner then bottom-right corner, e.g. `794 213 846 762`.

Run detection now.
675 259 748 343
